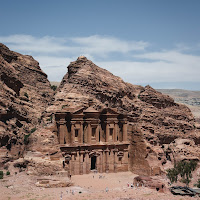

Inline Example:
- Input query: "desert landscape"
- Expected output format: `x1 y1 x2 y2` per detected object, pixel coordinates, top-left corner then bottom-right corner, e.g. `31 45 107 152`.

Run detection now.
1 171 200 200
1 1 200 199
1 43 200 199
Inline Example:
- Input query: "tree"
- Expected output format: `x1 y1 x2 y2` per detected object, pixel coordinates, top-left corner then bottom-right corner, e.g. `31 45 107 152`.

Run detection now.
51 85 57 91
194 179 200 188
0 171 3 179
167 160 198 187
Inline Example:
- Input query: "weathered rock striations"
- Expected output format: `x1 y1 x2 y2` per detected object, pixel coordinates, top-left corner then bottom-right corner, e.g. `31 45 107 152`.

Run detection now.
0 43 54 165
49 56 195 137
1 48 199 176
47 56 199 175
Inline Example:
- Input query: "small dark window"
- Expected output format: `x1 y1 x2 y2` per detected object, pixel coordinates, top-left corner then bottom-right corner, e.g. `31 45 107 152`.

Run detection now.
75 129 79 137
92 128 96 137
99 130 101 142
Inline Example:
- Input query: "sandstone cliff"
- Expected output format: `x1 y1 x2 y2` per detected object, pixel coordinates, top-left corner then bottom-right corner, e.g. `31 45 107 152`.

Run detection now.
49 56 195 137
1 47 199 176
0 43 54 165
47 56 199 175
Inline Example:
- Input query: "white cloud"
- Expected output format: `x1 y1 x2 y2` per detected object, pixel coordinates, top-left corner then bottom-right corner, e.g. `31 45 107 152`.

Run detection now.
71 35 149 55
97 60 200 84
0 34 148 56
0 34 200 88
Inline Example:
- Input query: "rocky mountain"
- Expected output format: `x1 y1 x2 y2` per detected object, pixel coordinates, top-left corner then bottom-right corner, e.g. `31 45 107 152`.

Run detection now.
46 56 200 175
49 56 196 138
157 89 200 121
0 43 54 166
0 46 200 176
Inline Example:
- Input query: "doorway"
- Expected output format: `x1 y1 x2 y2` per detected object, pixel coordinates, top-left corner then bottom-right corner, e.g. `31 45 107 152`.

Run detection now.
91 156 96 170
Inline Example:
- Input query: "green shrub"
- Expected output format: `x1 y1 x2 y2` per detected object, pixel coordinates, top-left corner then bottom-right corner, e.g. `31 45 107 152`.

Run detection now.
30 127 37 133
51 85 57 91
167 160 198 187
24 127 37 144
62 105 66 109
6 171 10 176
46 115 53 122
0 171 3 179
24 92 29 99
194 179 200 188
24 133 31 144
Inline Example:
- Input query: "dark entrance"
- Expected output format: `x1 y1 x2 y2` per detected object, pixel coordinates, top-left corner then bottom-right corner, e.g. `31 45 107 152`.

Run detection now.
91 156 96 170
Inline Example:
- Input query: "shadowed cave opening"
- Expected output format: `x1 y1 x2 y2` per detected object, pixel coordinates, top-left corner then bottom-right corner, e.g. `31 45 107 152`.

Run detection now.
91 156 96 170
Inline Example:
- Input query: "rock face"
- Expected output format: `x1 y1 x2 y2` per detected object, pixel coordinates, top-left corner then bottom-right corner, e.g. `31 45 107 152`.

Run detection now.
1 49 199 176
47 56 199 175
49 56 195 137
0 43 54 165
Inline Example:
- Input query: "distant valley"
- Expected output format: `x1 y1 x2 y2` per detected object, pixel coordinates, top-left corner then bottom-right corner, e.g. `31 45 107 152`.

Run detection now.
157 89 200 120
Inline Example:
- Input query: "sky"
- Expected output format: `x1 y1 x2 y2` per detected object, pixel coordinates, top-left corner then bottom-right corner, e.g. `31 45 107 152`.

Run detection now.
0 0 200 90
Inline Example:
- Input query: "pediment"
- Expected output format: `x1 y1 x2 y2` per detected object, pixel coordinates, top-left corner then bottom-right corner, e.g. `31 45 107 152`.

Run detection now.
83 106 99 113
73 106 87 114
101 107 119 115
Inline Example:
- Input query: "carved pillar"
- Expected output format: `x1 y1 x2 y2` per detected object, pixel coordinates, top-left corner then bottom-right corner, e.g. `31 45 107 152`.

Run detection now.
106 122 109 142
79 123 83 144
79 151 84 175
105 148 109 172
114 122 118 142
124 149 129 171
71 123 75 144
84 125 87 143
114 149 118 172
65 125 69 144
99 150 103 173
102 150 105 172
88 123 91 144
123 121 128 142
96 125 100 143
59 119 66 144
85 150 90 174
71 153 75 175
100 126 103 142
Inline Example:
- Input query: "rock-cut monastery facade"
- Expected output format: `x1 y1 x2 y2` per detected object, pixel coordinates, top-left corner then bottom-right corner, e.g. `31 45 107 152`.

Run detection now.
55 100 130 175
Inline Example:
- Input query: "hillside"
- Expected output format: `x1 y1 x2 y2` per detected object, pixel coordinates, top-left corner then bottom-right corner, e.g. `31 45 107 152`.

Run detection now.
157 89 200 120
0 43 54 165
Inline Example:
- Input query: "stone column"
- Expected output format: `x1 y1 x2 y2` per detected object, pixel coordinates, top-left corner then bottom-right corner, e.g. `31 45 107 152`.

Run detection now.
71 123 75 144
59 119 66 144
96 125 100 143
123 121 128 142
71 153 75 175
106 122 109 142
114 122 118 142
65 125 69 144
99 150 103 173
84 125 87 144
79 151 84 175
87 123 91 144
100 126 103 142
105 148 109 172
114 149 118 172
79 123 83 144
123 149 129 171
85 150 90 174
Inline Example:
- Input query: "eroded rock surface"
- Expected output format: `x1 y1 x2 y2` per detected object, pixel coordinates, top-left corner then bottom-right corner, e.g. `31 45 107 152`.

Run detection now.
1 50 200 176
47 56 199 175
0 43 54 164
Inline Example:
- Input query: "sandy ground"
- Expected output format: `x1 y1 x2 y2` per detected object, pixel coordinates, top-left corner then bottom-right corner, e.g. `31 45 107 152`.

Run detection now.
0 171 200 200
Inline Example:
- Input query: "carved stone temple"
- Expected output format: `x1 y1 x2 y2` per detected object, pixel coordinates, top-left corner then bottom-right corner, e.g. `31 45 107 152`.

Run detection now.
55 101 130 175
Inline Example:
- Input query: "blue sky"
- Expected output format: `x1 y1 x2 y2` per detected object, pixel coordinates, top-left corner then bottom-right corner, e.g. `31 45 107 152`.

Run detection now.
0 0 200 90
